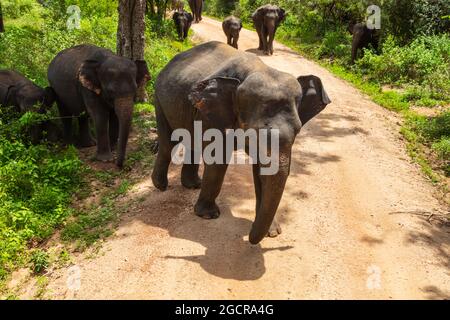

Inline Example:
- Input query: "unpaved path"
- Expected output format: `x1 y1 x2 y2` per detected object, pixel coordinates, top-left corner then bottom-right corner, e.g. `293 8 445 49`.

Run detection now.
34 17 450 299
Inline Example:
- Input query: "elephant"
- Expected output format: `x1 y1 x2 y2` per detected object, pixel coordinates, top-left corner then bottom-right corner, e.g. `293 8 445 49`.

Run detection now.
0 69 60 142
252 4 286 55
188 0 203 23
152 41 331 244
173 10 193 40
222 16 242 49
349 22 380 64
47 44 151 167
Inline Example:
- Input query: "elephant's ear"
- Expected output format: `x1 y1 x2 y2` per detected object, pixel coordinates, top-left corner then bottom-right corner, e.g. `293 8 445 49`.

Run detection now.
173 11 179 21
277 8 286 22
135 60 151 88
188 77 240 130
78 60 101 95
187 12 194 23
297 75 331 125
252 7 266 20
43 86 57 108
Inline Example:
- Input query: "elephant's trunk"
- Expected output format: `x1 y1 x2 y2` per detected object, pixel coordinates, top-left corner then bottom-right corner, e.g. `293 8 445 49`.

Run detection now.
249 150 290 244
114 96 134 168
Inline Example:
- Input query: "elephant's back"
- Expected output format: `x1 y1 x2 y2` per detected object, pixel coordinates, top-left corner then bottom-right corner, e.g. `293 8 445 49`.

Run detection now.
48 45 102 84
155 41 238 129
48 45 110 114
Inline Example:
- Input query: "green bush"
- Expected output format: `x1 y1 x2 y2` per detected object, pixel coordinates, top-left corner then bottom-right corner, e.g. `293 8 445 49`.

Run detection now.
317 29 352 61
357 34 450 101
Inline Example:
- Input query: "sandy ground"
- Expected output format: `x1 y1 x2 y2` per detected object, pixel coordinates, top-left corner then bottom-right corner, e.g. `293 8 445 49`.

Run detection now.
19 17 450 300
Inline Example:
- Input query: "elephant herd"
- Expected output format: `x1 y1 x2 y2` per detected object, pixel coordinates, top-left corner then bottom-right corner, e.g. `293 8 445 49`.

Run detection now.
1 3 338 244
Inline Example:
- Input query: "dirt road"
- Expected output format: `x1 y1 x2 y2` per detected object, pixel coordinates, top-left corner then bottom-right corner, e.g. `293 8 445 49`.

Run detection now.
31 17 450 299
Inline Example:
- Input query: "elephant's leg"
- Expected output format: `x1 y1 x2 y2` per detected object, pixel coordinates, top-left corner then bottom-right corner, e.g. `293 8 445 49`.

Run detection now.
261 27 269 54
61 117 73 145
78 114 96 148
351 36 360 64
181 147 201 189
56 103 74 145
268 28 275 55
226 34 232 46
92 108 113 162
151 101 174 191
109 111 119 149
233 35 239 49
194 163 228 219
255 26 264 50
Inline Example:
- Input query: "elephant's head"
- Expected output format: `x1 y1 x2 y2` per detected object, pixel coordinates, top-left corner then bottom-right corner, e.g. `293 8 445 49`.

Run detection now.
254 5 286 30
228 18 242 36
78 54 150 167
189 71 330 244
5 83 56 113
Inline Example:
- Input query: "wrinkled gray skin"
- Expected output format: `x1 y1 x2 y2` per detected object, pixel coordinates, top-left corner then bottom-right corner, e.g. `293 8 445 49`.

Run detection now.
0 69 60 143
48 45 150 167
252 4 286 55
188 0 203 23
152 42 331 244
349 22 380 64
173 11 193 40
222 16 242 49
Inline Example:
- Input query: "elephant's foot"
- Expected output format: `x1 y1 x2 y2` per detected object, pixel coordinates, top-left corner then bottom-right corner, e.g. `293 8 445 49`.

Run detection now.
263 50 270 56
181 168 201 189
181 175 201 189
96 151 114 162
151 170 168 191
194 199 220 219
267 219 282 238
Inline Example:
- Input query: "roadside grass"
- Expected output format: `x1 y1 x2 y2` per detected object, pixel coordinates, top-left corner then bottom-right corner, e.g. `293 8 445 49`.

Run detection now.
274 33 449 202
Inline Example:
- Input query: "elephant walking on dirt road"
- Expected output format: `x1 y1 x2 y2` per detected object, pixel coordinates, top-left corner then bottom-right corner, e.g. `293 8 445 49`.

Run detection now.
48 44 150 167
152 41 331 244
188 0 203 23
252 4 286 55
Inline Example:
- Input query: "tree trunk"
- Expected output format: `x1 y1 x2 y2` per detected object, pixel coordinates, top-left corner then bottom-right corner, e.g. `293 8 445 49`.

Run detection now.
0 2 5 33
117 0 148 102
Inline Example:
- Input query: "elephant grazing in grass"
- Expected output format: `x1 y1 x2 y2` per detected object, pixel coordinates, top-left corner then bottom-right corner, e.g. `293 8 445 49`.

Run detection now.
152 42 331 244
349 22 380 64
48 44 150 167
0 69 59 143
252 4 286 55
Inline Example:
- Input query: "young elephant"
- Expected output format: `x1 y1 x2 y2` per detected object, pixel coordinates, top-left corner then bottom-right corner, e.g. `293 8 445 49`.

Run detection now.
153 42 331 244
222 16 242 49
252 4 286 55
349 22 380 64
173 11 193 40
48 45 150 167
0 69 59 142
